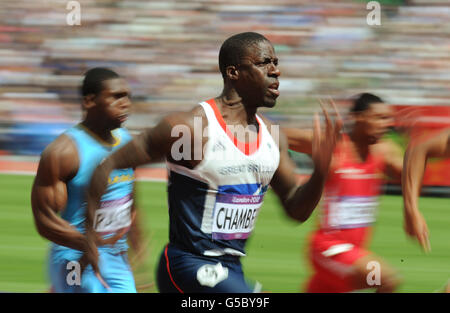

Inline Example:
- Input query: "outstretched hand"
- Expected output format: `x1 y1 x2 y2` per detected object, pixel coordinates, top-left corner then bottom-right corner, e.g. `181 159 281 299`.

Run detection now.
78 234 111 290
404 209 431 253
311 99 343 177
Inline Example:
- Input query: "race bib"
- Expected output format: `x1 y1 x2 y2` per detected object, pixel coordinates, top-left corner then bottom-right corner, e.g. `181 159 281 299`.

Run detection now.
94 195 133 234
328 196 378 228
212 194 263 240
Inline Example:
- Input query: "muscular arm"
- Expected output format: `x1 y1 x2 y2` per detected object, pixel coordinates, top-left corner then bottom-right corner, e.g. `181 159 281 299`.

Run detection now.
270 131 326 222
85 110 202 242
31 135 88 251
87 112 194 208
83 111 199 273
270 109 341 222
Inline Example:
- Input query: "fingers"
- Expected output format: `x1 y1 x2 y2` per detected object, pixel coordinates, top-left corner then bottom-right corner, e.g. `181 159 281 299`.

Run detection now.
77 234 112 291
313 112 321 139
328 98 343 134
312 112 321 155
418 224 431 253
79 251 111 290
318 99 332 133
404 215 431 253
95 271 111 291
328 97 341 120
89 258 111 290
79 253 88 274
417 232 431 253
317 97 342 139
423 234 431 253
416 214 431 253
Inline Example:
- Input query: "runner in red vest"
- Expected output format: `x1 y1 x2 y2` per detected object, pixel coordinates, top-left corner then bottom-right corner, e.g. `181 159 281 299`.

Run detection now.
285 93 403 292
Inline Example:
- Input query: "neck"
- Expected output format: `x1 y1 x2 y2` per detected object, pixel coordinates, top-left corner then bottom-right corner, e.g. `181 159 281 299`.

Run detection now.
349 130 370 161
218 86 257 126
81 115 115 144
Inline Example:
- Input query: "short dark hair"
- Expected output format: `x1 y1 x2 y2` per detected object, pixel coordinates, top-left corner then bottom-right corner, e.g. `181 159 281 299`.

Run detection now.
218 32 269 78
81 67 120 97
350 93 384 113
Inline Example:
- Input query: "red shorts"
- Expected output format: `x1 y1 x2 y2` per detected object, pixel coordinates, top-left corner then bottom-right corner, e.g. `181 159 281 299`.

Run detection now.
305 228 371 293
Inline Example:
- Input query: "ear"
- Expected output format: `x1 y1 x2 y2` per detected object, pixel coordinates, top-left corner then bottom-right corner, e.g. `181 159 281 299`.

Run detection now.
82 94 96 110
225 65 239 81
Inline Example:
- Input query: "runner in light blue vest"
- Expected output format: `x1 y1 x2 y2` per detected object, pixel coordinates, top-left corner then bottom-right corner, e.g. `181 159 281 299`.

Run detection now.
32 68 138 292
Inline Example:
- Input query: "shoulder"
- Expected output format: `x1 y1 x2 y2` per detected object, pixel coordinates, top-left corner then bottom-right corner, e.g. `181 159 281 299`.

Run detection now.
140 104 208 154
159 105 207 130
41 134 77 160
371 139 403 173
409 127 450 158
372 139 402 157
372 139 392 155
38 134 79 180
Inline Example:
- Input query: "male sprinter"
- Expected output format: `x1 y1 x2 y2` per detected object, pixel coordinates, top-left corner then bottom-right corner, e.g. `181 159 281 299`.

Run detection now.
84 32 342 293
31 68 139 292
285 93 404 292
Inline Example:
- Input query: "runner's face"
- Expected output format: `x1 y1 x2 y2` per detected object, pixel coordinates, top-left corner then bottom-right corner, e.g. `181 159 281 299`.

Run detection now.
236 40 281 108
95 78 131 129
357 102 394 144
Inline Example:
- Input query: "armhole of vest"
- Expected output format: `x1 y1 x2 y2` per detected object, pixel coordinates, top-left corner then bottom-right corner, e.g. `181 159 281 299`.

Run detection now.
255 114 270 144
255 114 280 168
193 102 211 171
62 130 81 182
198 101 214 131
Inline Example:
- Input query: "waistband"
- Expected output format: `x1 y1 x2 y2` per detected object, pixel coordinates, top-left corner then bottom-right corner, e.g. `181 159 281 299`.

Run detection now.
167 243 242 264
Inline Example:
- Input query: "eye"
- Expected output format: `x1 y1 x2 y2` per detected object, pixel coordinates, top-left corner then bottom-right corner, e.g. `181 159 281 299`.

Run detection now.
114 92 129 99
256 58 277 67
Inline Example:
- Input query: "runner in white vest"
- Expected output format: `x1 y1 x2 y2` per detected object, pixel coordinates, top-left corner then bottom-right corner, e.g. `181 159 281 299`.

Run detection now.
85 32 342 292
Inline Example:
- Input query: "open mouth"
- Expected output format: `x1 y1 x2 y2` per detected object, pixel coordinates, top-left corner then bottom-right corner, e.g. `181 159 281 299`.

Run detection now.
268 82 280 97
118 114 128 123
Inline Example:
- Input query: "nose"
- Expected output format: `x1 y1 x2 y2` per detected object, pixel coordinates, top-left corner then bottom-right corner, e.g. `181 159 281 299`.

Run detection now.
121 96 131 110
269 62 281 78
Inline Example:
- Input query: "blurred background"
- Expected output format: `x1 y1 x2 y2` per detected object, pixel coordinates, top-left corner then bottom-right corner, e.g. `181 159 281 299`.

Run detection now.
0 0 449 188
0 0 448 292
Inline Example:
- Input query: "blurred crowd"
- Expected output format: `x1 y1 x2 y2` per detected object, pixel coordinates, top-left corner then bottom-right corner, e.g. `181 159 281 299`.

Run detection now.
0 0 449 155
